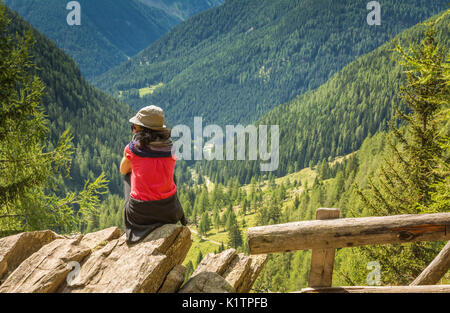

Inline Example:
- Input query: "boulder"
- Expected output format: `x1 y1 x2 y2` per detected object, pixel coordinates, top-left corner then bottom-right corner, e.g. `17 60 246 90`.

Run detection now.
179 272 234 293
222 253 252 291
191 249 237 278
158 264 186 293
63 224 192 293
187 249 268 293
0 227 122 293
0 225 268 293
79 227 122 250
0 230 60 282
237 254 268 293
0 236 90 293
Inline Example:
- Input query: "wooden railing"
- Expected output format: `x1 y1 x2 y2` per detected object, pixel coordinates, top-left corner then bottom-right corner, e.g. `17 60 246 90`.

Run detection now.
248 209 450 293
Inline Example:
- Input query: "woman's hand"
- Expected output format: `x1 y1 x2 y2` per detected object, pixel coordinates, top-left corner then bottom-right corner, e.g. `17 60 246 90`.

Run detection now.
120 149 132 175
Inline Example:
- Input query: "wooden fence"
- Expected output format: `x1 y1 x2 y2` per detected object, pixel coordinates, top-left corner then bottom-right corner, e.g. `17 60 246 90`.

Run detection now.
248 209 450 293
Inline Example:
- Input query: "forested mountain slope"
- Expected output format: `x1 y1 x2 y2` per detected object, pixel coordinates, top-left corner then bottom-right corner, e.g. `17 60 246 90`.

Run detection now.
94 0 446 126
201 11 450 184
138 0 224 21
3 0 181 79
3 4 134 195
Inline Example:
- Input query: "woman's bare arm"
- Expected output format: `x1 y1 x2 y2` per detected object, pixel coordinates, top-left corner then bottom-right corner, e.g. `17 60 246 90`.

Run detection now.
120 150 132 175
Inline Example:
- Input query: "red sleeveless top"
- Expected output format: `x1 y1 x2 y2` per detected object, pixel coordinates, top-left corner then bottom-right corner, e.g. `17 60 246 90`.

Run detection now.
124 144 177 201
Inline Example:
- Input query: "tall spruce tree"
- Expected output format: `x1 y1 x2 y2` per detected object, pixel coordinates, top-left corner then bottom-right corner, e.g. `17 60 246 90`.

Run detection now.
198 212 211 236
0 6 108 237
355 11 449 285
228 223 243 249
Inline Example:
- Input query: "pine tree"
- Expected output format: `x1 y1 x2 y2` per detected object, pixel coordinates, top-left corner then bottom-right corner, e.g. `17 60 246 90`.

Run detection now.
241 199 248 216
185 260 194 283
198 212 211 236
228 224 243 249
213 208 221 232
225 209 237 232
0 7 108 237
356 12 449 285
195 251 203 268
318 159 330 180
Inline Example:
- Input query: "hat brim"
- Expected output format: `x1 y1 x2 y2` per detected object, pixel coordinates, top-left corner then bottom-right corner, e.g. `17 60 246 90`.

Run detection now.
129 116 167 131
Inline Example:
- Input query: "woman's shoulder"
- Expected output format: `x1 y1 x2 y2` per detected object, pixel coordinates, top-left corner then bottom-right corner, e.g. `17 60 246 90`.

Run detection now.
128 140 175 159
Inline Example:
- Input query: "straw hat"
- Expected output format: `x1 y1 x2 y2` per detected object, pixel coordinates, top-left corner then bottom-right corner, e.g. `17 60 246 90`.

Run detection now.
129 105 167 131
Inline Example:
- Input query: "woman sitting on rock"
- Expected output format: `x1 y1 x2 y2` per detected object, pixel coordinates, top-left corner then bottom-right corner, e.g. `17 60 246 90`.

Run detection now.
120 105 187 243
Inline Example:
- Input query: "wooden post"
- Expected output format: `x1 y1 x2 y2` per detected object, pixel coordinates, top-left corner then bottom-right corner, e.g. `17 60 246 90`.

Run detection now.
308 208 340 287
410 241 450 286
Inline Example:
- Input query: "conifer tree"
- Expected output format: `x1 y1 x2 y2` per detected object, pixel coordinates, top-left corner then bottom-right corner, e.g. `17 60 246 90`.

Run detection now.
195 251 203 268
213 208 220 231
198 212 211 236
356 12 449 285
228 223 243 249
184 260 194 283
0 7 108 237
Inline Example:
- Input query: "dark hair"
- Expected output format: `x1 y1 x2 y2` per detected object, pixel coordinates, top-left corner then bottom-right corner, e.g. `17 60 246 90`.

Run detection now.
134 127 171 150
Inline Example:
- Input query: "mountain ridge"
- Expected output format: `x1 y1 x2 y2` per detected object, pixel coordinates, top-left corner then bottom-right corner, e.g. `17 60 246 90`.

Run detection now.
4 0 180 79
199 9 450 184
94 0 447 127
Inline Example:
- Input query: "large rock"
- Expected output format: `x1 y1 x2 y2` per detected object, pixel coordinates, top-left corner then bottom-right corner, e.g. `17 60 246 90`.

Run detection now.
187 249 268 293
158 265 186 293
237 254 268 293
0 230 60 282
0 236 90 293
79 227 122 250
222 253 252 291
192 249 237 278
179 272 235 293
63 224 192 293
0 227 122 293
0 226 268 293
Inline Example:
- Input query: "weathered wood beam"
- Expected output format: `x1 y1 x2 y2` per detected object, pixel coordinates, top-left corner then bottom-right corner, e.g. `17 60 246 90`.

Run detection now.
297 285 450 293
308 208 340 288
410 241 450 286
248 213 450 255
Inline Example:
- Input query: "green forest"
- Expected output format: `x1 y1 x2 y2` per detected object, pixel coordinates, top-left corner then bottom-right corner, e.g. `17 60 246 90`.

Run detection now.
0 4 139 199
94 0 446 127
200 11 450 185
4 0 181 79
137 0 224 21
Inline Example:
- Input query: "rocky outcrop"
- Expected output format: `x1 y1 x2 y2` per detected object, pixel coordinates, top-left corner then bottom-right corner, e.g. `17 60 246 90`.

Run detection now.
184 249 268 293
0 230 61 283
158 265 186 293
237 253 268 293
63 224 191 293
0 226 123 293
0 235 92 293
0 225 192 293
0 226 267 293
179 272 235 293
